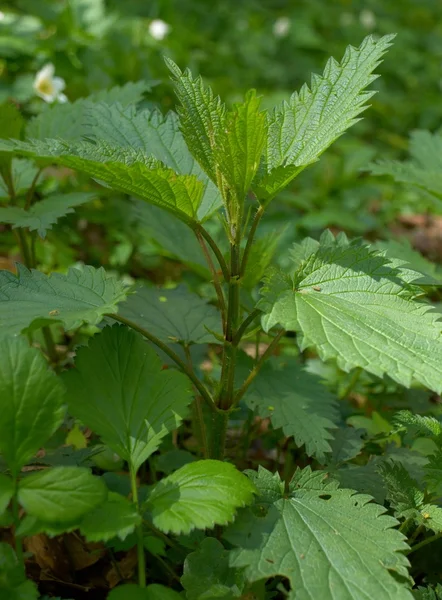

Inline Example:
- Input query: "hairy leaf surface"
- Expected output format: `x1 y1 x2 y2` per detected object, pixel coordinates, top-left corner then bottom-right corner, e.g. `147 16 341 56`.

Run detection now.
226 467 412 600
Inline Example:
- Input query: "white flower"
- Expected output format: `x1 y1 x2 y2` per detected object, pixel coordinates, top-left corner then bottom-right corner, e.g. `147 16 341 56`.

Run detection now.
33 64 67 104
273 16 291 38
148 19 170 41
359 9 376 29
0 11 5 21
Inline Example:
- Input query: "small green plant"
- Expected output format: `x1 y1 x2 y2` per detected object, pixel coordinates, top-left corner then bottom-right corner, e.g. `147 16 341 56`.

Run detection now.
1 33 442 599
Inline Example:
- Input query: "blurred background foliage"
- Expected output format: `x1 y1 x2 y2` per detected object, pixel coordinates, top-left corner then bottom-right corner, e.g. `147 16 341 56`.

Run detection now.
1 0 442 275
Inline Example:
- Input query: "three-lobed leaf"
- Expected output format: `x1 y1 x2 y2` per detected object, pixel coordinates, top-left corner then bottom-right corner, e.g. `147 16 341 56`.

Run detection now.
63 325 193 472
145 460 256 534
0 336 66 475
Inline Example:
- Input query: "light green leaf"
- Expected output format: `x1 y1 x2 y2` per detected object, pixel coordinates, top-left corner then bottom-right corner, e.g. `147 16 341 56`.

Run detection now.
226 466 412 600
243 357 339 462
413 584 442 600
0 474 13 514
108 584 182 600
181 537 245 599
0 336 65 475
373 239 442 286
145 460 256 535
166 58 226 185
0 138 205 222
84 103 222 220
242 230 280 291
255 34 395 200
394 411 442 440
370 130 442 202
18 466 107 523
0 264 128 336
0 192 95 237
118 284 222 344
63 325 193 472
259 231 442 393
79 492 141 542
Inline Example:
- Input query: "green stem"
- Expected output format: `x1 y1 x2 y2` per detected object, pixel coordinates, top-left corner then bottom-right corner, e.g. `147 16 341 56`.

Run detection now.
233 308 262 345
240 205 264 276
339 367 362 400
233 330 285 406
108 313 216 411
15 229 33 268
405 531 442 556
130 466 146 588
192 223 229 282
184 344 209 458
12 479 24 567
209 407 230 460
42 325 58 364
24 168 43 211
195 229 227 334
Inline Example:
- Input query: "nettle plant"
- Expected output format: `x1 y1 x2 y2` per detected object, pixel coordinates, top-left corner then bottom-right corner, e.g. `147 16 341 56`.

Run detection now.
1 34 442 599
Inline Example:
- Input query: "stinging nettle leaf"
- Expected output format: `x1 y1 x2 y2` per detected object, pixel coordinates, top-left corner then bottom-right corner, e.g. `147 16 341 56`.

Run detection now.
242 357 339 462
18 466 107 523
0 192 95 237
0 336 66 475
63 325 193 472
117 283 222 344
0 264 128 336
145 460 256 535
259 231 442 393
226 466 413 600
255 34 395 200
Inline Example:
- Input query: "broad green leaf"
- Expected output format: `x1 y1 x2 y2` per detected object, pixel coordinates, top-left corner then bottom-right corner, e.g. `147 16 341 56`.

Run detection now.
373 239 442 286
79 492 141 542
326 427 364 465
85 103 222 220
0 138 205 222
26 81 150 141
145 460 256 534
166 58 226 185
370 130 442 202
118 284 222 344
181 537 245 599
18 466 107 523
414 584 442 600
63 325 193 472
0 336 65 475
0 542 39 599
259 231 442 393
0 475 13 514
108 584 182 600
226 466 412 600
243 357 339 462
0 192 95 237
255 34 395 200
0 264 128 336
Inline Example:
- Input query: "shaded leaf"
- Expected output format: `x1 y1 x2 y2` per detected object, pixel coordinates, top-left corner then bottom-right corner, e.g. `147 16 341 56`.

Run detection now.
0 474 13 514
80 492 141 542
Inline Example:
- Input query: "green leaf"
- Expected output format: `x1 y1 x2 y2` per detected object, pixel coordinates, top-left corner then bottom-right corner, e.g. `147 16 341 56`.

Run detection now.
0 138 205 223
166 58 226 186
118 284 222 344
394 411 442 441
63 325 193 472
26 81 150 141
18 466 107 523
326 427 364 465
181 537 245 599
377 461 424 519
226 466 412 600
255 34 395 200
259 231 442 393
0 264 128 336
242 230 280 291
108 584 182 600
370 130 442 202
414 584 442 600
79 492 141 542
0 336 65 475
0 542 39 599
242 357 339 462
0 192 95 237
0 159 38 200
0 475 13 514
0 102 23 171
145 460 256 535
84 103 222 221
373 239 442 286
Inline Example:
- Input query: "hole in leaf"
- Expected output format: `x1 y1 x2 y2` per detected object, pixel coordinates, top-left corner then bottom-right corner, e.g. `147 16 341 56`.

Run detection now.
318 494 331 500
